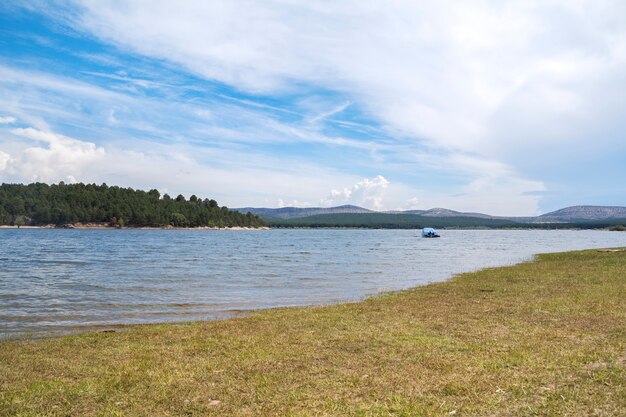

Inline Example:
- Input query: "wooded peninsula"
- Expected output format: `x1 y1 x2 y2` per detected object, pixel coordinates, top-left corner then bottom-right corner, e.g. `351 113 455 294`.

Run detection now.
0 182 266 228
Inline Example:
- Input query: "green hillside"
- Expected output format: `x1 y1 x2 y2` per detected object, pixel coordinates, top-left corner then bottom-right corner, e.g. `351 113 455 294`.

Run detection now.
268 212 521 228
269 212 626 229
0 182 265 228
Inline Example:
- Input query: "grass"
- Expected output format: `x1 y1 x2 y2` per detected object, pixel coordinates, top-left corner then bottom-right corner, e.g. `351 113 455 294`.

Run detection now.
1 249 625 416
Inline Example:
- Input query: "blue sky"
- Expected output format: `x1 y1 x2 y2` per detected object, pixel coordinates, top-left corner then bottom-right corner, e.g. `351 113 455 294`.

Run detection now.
1 1 625 215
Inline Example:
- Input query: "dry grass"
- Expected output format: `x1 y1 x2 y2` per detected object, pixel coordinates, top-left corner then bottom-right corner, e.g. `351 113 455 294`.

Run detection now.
1 249 625 416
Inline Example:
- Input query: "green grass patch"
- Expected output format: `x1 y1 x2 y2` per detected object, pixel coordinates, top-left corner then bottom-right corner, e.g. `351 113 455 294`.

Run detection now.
1 249 625 416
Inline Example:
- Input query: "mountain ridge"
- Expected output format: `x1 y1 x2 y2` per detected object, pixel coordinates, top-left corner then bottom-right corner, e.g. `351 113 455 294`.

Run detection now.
235 204 626 222
536 205 626 222
234 204 371 220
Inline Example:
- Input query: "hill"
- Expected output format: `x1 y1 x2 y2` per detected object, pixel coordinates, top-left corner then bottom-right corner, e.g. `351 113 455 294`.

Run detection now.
269 213 626 229
396 207 495 219
240 204 626 227
234 204 371 219
268 213 522 229
536 205 626 222
0 182 265 228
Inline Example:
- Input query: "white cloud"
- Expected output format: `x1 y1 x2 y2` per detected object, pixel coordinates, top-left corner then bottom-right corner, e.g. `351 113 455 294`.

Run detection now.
316 172 544 215
321 175 390 210
54 0 626 214
6 2 625 213
419 176 546 216
306 101 351 124
3 128 105 182
276 199 311 208
0 116 16 124
71 0 626 154
0 151 11 171
0 124 367 208
404 197 421 210
0 124 545 214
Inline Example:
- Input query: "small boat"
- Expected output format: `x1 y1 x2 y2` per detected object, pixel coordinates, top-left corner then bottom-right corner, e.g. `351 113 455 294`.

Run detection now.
422 227 440 238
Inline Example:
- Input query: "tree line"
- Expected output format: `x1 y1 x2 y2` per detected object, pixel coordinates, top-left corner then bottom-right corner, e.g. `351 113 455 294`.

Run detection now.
0 182 265 228
268 212 626 230
268 212 520 229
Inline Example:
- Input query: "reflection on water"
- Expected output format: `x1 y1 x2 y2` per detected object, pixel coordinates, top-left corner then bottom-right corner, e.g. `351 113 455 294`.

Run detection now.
1 229 626 338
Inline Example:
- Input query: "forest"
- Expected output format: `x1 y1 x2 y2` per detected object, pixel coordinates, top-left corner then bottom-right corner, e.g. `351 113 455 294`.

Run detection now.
268 212 626 230
268 212 520 229
0 182 265 228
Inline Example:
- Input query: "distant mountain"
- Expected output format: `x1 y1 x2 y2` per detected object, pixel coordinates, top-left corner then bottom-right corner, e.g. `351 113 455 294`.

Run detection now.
399 208 495 219
269 212 521 229
535 206 626 222
234 205 372 220
237 204 626 224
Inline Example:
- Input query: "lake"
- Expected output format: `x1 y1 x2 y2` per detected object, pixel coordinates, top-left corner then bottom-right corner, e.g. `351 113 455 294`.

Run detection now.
1 229 626 338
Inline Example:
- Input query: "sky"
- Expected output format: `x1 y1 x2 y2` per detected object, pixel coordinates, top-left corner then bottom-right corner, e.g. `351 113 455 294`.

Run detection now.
1 1 625 215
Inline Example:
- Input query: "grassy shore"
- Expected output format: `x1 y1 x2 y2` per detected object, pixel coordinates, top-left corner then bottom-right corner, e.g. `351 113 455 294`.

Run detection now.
1 249 625 416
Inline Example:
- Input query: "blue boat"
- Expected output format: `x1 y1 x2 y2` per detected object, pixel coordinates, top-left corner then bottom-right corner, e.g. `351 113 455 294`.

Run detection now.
422 227 440 238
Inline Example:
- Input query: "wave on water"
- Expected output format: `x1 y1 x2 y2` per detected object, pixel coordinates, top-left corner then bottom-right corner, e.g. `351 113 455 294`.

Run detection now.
2 229 626 338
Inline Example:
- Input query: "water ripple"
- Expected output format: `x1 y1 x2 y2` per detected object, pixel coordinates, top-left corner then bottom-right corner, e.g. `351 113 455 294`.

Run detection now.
1 229 626 338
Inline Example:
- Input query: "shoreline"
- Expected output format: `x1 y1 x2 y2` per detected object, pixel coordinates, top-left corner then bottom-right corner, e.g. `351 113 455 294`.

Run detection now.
1 224 622 231
0 224 270 230
2 241 626 341
1 248 625 415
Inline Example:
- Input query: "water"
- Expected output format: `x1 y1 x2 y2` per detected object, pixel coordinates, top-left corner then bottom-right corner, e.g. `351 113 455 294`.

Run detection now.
1 229 625 338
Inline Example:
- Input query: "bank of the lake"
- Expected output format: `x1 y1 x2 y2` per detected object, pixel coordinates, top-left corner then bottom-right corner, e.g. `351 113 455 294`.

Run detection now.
0 224 270 230
1 248 625 416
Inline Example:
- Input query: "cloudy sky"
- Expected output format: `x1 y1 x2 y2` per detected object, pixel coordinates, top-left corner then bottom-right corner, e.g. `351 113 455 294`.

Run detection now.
1 1 625 215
